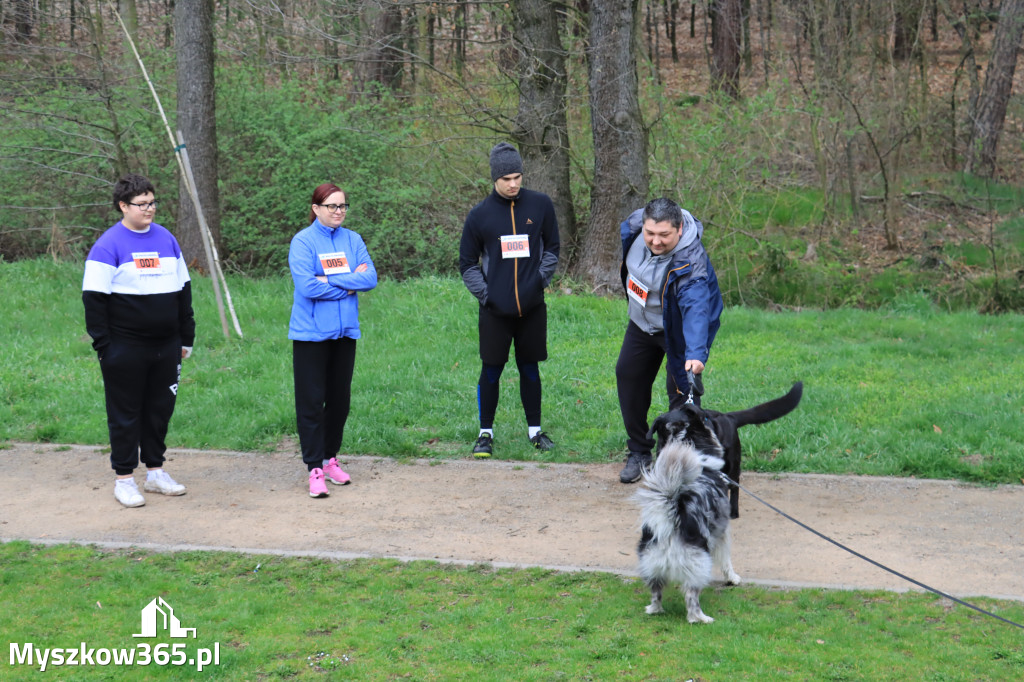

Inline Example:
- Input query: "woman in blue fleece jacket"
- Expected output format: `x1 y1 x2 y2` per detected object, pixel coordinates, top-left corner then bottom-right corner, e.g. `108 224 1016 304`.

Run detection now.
288 182 377 498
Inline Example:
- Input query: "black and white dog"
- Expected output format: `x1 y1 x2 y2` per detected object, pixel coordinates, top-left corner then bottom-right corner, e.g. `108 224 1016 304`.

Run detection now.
635 404 740 623
704 382 803 518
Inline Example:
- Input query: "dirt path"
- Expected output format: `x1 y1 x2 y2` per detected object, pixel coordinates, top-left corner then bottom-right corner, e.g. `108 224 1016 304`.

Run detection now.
2 443 1022 601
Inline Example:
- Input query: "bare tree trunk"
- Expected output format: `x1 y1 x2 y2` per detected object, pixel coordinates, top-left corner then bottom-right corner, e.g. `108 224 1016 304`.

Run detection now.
577 0 648 292
353 0 404 98
710 0 741 98
965 0 1024 177
511 0 577 258
13 0 34 42
665 0 679 62
118 0 138 39
175 0 221 263
893 0 922 61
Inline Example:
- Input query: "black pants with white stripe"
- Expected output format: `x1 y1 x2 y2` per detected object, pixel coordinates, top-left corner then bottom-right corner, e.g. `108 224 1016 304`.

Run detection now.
99 337 181 475
293 338 357 471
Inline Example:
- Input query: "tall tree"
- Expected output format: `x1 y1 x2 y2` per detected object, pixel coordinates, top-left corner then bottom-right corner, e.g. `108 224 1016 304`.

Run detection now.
12 0 35 42
577 0 648 292
353 0 405 98
710 0 742 98
510 0 577 254
965 0 1024 177
175 0 221 260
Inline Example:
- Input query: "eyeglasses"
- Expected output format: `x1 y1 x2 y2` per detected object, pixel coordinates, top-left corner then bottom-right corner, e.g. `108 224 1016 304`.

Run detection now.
127 201 158 210
317 203 349 213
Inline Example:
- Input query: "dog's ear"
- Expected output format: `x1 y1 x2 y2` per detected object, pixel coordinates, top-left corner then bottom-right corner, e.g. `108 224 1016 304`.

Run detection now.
647 413 668 442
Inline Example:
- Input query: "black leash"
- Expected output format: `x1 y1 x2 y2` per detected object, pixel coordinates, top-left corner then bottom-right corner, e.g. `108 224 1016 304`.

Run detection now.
684 370 704 405
730 477 1024 630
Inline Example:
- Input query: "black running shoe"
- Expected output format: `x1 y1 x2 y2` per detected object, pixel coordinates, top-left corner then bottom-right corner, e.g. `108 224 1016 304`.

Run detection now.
530 432 555 451
472 434 493 458
619 452 652 484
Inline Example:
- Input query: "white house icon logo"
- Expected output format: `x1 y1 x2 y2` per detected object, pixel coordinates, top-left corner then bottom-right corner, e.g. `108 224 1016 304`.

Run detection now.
132 597 196 638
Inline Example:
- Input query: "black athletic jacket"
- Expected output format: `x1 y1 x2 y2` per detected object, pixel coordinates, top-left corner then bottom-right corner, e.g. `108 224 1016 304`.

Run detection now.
459 187 560 317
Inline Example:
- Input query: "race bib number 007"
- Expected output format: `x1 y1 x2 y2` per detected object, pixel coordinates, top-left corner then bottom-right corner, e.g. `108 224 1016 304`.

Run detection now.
319 251 351 275
626 274 649 307
132 252 162 272
500 234 530 259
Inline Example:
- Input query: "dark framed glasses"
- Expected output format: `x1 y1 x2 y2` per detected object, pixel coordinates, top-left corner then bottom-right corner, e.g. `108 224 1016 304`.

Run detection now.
317 203 349 213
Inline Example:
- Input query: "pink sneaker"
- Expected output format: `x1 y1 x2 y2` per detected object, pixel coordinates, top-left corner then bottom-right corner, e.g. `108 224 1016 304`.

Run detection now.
309 468 329 498
322 457 351 485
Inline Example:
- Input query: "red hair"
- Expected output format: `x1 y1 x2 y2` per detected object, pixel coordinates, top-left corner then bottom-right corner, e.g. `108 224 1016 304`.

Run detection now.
308 183 345 223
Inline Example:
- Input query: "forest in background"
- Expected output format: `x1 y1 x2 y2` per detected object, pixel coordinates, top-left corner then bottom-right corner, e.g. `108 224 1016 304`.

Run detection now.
2 0 1023 311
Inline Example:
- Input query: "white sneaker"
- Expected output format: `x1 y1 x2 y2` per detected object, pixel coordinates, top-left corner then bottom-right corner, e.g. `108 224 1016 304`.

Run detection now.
114 479 145 508
143 470 187 496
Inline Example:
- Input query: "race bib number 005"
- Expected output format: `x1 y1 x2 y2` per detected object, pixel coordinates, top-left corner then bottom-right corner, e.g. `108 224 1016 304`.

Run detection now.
319 251 351 275
500 234 530 259
626 274 649 307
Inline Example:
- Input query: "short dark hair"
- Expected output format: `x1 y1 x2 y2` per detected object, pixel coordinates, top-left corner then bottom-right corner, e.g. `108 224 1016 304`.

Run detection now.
113 174 155 211
641 197 683 229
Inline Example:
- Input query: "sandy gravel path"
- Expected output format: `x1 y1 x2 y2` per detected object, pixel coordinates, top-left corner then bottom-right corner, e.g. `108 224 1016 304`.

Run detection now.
2 443 1021 601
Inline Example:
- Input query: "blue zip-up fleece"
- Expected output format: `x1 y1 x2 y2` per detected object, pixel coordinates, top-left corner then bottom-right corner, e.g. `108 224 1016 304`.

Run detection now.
619 209 723 392
288 219 377 341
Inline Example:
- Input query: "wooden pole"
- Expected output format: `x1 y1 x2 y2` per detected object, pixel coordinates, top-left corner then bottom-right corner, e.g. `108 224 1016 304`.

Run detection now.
106 1 241 338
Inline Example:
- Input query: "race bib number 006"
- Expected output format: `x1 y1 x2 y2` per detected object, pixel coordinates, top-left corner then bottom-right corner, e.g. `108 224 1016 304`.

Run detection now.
500 234 530 259
319 251 351 275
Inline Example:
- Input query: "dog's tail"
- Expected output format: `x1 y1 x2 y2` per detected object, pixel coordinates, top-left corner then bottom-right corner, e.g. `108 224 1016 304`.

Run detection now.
725 381 803 429
635 442 723 535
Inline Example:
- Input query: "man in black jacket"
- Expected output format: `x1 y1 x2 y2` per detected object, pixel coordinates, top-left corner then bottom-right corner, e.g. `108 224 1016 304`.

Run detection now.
459 142 560 457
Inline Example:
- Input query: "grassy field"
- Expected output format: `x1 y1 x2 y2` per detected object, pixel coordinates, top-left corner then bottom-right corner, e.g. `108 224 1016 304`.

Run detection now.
2 258 1024 679
2 258 1022 483
2 542 1023 681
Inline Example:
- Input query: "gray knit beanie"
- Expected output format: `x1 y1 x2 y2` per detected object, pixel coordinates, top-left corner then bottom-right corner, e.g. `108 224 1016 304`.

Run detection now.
489 142 524 181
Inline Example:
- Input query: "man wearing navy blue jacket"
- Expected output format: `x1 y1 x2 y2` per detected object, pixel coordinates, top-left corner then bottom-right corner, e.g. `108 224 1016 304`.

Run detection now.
616 197 723 483
459 142 560 457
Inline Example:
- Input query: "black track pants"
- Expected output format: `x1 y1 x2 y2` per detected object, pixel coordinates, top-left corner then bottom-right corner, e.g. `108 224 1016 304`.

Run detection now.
614 321 687 455
293 338 357 471
99 338 182 476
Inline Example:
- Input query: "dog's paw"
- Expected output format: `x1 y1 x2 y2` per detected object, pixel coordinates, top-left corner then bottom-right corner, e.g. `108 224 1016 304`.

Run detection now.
645 603 664 615
725 571 741 586
687 612 714 624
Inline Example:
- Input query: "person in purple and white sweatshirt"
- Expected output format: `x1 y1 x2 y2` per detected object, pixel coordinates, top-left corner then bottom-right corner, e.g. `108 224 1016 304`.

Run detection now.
82 174 196 508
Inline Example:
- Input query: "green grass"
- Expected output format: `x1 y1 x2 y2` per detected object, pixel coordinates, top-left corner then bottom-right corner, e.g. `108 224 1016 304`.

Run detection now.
1 542 1022 681
2 259 1023 483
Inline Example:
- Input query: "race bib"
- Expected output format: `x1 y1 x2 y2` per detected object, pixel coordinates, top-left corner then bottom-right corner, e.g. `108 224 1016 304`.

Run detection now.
500 234 530 259
132 252 163 273
319 251 351 275
626 274 649 307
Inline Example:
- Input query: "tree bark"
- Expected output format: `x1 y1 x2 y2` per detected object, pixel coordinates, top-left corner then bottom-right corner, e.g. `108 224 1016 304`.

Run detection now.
510 0 577 258
353 0 405 98
175 0 221 264
577 0 648 292
965 0 1024 177
13 0 35 42
710 0 741 98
